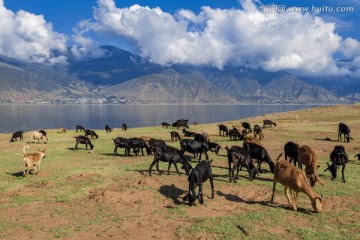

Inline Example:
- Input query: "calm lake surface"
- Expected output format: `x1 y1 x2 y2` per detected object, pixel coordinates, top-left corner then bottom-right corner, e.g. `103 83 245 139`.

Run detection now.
0 104 322 133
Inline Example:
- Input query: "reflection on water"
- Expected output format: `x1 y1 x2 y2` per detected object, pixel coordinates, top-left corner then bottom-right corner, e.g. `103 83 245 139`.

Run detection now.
0 104 321 133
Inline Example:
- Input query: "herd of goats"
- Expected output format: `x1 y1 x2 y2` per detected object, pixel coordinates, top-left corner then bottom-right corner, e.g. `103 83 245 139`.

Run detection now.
8 118 358 212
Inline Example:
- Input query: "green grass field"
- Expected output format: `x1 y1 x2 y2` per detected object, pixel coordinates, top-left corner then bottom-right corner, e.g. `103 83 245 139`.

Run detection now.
0 104 359 239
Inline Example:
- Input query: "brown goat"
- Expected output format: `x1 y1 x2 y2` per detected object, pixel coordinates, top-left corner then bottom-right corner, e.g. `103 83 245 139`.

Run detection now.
201 131 212 142
243 136 262 147
298 145 322 187
271 154 324 212
59 127 67 133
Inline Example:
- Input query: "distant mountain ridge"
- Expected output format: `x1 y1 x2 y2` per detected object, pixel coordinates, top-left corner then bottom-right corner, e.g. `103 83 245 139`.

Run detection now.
0 45 355 103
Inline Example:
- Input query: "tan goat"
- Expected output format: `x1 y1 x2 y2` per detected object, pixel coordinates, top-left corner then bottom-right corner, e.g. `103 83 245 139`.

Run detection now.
298 145 322 187
201 131 212 142
31 131 48 144
243 136 262 147
271 154 325 212
59 127 67 133
140 136 154 144
23 146 46 176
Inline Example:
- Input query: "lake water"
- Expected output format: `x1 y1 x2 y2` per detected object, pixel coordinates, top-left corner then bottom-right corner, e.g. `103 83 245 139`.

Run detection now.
0 104 322 133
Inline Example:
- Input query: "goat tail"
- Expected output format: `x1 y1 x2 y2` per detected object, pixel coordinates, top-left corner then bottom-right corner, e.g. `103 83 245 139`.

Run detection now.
23 146 30 156
275 153 283 162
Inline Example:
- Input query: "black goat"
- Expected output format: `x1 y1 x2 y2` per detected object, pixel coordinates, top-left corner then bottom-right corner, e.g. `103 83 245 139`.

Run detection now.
113 137 128 156
326 145 349 182
85 129 98 139
228 128 242 141
148 145 192 176
74 136 94 150
180 139 209 160
182 129 196 137
241 122 252 133
122 123 128 131
76 125 85 132
355 154 360 161
173 119 189 129
226 146 257 182
161 122 171 128
125 138 151 157
218 124 229 136
170 131 181 141
184 160 214 206
244 143 275 173
193 134 221 155
148 138 167 154
9 130 24 142
338 123 352 143
263 120 277 128
284 141 300 167
105 125 112 133
253 124 264 140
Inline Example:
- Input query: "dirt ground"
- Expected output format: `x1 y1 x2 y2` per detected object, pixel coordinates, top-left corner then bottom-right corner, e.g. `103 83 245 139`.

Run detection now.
0 105 359 239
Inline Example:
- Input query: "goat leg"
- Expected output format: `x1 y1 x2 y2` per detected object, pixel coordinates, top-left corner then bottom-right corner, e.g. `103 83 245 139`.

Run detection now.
342 164 346 183
271 181 276 203
198 183 204 204
210 177 214 199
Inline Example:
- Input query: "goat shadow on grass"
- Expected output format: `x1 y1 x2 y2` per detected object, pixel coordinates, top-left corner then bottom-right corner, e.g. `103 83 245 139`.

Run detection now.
217 190 268 206
8 171 24 177
159 184 187 205
314 138 338 142
125 169 186 177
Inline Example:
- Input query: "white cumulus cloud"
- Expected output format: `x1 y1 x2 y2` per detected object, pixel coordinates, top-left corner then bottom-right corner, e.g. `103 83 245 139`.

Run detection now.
0 0 68 64
75 0 360 76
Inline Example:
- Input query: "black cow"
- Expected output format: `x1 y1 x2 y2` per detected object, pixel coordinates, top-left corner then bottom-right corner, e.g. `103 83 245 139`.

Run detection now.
161 122 171 128
263 120 277 128
218 124 229 136
85 129 98 139
180 139 209 160
170 131 181 141
326 145 349 182
74 136 94 150
184 160 214 206
9 130 24 142
148 145 192 176
284 141 300 167
76 125 86 132
253 124 264 140
105 125 112 133
113 137 128 156
338 123 352 143
226 146 257 182
244 143 275 173
122 123 128 131
125 138 151 157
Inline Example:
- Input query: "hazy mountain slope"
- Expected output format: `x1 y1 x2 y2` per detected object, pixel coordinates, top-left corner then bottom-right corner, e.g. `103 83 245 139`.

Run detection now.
103 69 239 103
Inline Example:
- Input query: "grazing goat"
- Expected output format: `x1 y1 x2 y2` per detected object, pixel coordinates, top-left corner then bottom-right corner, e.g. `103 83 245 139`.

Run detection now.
125 138 151 156
161 122 171 128
59 127 67 133
170 131 181 141
148 138 166 155
148 145 192 176
9 130 24 142
76 125 85 132
355 154 360 161
31 131 48 144
184 160 214 206
182 129 196 137
229 128 242 141
75 136 94 151
298 145 321 187
243 136 262 147
241 122 252 133
338 123 352 143
122 123 128 131
140 136 153 144
244 143 275 173
173 119 189 129
105 125 112 133
22 146 46 176
263 120 277 128
284 141 300 167
193 134 221 155
271 155 324 212
326 145 349 182
180 139 210 160
218 124 229 136
85 129 99 139
226 146 257 182
201 131 212 142
113 137 127 156
253 124 264 140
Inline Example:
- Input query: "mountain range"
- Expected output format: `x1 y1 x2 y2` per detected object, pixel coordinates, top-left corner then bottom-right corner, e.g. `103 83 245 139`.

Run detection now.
0 45 357 104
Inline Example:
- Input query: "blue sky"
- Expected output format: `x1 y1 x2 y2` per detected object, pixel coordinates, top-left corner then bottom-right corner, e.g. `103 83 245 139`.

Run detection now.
1 0 360 77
